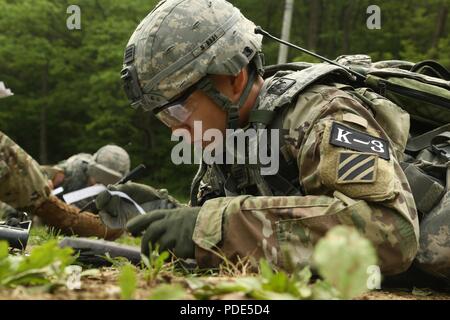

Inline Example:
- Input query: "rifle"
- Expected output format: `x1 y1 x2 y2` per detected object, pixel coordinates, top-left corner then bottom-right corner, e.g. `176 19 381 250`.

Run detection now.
59 237 198 269
0 220 32 250
59 237 141 266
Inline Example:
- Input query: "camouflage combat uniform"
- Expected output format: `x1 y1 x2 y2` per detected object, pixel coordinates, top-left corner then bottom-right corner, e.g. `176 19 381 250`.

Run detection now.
192 69 419 275
407 143 450 280
118 0 419 275
0 131 122 240
53 153 93 194
0 131 51 210
44 145 130 195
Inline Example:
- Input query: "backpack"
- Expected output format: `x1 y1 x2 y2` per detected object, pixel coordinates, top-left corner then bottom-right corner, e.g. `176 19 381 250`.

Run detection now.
262 55 450 280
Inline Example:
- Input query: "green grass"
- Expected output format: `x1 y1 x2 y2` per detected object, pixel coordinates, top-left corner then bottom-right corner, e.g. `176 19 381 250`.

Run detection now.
28 225 64 246
114 234 142 247
1 224 380 300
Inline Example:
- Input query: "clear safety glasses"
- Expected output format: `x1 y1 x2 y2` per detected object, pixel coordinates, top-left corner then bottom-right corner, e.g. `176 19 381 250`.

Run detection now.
154 85 198 128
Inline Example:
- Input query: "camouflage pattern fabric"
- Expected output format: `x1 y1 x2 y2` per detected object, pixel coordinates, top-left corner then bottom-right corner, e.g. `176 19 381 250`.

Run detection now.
56 153 92 193
193 80 419 275
0 132 123 239
0 131 50 210
416 183 450 280
0 201 19 221
123 0 262 112
93 144 130 177
411 150 450 280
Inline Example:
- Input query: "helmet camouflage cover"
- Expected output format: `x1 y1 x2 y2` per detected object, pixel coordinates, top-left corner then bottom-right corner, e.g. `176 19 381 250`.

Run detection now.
92 144 131 177
121 0 263 113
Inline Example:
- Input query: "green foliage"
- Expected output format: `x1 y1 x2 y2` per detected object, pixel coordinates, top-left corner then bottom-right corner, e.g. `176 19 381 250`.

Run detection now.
114 234 142 247
140 245 171 282
103 253 133 268
0 240 75 287
187 226 376 300
148 283 188 300
0 0 448 197
118 263 137 300
313 225 378 299
29 226 62 246
188 259 339 300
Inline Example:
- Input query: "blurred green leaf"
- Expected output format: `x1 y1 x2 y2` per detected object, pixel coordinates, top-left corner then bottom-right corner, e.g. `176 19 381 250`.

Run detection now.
148 283 187 300
118 264 137 300
313 226 378 299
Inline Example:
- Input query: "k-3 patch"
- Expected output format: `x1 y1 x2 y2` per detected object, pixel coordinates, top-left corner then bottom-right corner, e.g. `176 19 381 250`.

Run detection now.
336 151 378 184
329 122 390 160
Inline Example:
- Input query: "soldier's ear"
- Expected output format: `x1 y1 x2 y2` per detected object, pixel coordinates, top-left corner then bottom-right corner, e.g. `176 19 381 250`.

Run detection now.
231 68 248 99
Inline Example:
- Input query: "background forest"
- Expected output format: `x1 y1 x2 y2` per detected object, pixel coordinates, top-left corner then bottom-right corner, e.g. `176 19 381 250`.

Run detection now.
0 0 449 198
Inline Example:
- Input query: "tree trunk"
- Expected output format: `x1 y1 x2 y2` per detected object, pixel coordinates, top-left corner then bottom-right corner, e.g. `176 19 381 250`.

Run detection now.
40 63 48 164
265 0 282 31
431 4 448 49
342 2 354 53
307 0 321 50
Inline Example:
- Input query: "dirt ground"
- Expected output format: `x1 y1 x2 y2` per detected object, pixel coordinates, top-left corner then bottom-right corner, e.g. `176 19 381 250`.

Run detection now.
0 267 449 300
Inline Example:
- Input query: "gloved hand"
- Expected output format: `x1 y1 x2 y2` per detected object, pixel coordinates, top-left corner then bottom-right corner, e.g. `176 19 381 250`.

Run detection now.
126 207 200 259
95 182 179 229
0 205 28 227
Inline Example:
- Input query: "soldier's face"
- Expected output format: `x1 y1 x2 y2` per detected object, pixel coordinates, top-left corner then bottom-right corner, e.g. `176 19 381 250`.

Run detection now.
169 75 233 148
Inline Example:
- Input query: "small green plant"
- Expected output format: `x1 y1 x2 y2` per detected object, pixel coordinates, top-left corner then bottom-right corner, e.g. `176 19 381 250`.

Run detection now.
103 253 133 268
187 226 377 300
313 225 378 299
118 263 137 300
28 226 63 246
0 240 75 287
114 234 142 247
187 259 336 300
148 283 188 300
140 244 170 283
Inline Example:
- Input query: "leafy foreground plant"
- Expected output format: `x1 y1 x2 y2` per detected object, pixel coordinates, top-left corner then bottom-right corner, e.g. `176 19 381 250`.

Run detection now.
185 226 378 300
186 261 337 300
0 240 75 287
313 225 379 299
119 264 138 300
116 226 378 300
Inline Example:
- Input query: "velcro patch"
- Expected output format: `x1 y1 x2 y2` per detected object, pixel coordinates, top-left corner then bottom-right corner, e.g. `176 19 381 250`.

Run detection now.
336 152 378 184
330 122 390 160
268 78 296 95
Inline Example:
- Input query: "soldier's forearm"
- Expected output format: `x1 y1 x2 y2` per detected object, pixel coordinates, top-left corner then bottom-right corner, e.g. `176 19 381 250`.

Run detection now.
193 192 417 275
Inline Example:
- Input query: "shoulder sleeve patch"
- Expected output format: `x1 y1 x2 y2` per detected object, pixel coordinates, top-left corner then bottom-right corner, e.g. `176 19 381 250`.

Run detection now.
336 151 378 184
317 120 397 202
268 78 296 96
330 122 390 160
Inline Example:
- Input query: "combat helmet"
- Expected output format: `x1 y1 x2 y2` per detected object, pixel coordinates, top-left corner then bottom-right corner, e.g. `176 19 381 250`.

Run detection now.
92 144 130 176
85 145 130 186
120 0 264 129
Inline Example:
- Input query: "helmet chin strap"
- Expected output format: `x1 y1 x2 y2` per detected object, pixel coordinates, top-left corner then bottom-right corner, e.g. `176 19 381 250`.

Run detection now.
197 66 257 130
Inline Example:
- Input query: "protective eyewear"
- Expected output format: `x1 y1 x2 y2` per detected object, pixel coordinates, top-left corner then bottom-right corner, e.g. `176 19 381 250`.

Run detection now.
154 85 198 127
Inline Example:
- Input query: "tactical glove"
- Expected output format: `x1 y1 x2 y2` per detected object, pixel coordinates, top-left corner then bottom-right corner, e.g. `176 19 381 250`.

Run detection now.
95 182 180 229
2 206 28 227
126 207 200 260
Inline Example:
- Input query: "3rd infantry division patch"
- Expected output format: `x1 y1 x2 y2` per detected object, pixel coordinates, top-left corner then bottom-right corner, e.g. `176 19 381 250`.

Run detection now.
336 151 378 184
